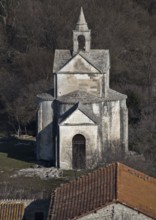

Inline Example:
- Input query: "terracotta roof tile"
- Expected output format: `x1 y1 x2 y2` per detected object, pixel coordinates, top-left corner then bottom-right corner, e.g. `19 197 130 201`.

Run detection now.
117 163 156 219
0 202 24 220
48 163 116 220
48 162 156 220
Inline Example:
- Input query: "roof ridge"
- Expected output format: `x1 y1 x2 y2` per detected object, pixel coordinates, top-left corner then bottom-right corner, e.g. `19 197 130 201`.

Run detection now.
79 52 102 73
108 89 127 98
57 53 78 73
0 199 34 202
54 163 117 191
52 162 156 193
53 50 109 73
59 102 98 125
77 103 98 124
49 162 156 220
65 52 102 73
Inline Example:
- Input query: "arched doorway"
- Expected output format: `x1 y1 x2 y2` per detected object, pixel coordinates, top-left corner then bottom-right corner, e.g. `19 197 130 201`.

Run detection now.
72 134 86 169
78 35 85 51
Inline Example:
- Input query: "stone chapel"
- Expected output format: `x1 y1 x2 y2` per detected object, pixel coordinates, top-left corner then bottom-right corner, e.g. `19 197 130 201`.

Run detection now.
37 8 128 169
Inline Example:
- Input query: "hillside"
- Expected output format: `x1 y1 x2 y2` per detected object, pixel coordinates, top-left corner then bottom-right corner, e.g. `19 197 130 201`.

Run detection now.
0 0 156 178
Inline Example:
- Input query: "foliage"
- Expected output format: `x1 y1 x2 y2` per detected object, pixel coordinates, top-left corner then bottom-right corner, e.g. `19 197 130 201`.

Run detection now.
0 0 155 169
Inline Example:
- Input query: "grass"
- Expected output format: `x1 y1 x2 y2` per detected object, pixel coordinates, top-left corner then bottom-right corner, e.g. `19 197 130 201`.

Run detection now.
0 136 91 199
0 137 68 199
0 136 155 200
0 138 35 170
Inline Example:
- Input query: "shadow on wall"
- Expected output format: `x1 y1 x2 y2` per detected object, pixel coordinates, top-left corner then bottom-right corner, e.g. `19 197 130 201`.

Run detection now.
37 122 55 166
36 101 58 167
23 199 50 220
36 99 77 167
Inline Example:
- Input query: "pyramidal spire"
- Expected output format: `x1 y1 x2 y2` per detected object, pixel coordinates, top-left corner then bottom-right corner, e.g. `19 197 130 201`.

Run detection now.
75 7 89 31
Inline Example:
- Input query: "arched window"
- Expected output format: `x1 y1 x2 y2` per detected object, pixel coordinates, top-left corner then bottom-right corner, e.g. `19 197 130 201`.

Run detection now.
72 134 86 169
78 35 85 51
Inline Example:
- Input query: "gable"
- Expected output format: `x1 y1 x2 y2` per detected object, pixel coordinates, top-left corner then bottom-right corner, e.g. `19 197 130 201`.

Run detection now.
78 203 153 220
117 163 156 219
60 109 95 125
53 50 109 73
58 54 100 73
48 163 156 220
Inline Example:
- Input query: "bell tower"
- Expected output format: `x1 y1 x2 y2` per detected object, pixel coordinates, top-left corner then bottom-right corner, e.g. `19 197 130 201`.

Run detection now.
73 7 91 54
37 7 128 169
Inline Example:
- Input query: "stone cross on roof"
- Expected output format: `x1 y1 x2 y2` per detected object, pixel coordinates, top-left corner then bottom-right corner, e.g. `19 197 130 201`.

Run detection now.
75 7 89 31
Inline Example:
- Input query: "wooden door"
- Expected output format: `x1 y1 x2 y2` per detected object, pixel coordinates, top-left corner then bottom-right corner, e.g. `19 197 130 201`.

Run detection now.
72 134 86 169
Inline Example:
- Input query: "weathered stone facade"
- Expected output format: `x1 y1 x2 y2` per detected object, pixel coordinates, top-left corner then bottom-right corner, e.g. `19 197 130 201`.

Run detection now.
79 203 153 220
37 8 128 169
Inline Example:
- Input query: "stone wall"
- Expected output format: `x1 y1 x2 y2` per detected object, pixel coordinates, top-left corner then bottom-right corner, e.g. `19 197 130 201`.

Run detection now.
120 99 128 152
73 30 91 53
37 97 128 168
79 203 153 220
57 73 103 97
59 124 98 169
101 100 128 154
58 99 127 169
37 101 54 161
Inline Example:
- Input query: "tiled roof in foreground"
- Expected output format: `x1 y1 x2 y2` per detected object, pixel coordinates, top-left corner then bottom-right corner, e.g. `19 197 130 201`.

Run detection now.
48 163 156 220
0 202 24 220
